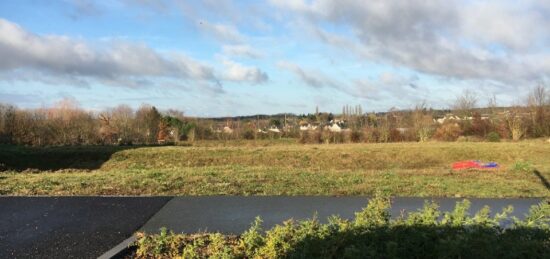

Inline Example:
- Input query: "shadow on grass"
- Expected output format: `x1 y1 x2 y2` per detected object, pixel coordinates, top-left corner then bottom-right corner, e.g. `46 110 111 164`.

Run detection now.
283 225 550 258
0 145 151 171
533 170 550 191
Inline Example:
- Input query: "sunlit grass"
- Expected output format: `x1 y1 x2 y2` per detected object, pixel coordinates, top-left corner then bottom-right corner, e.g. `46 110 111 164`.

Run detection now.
1 141 549 197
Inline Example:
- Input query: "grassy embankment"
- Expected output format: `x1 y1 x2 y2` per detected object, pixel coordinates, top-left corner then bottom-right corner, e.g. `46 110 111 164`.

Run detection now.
1 139 549 197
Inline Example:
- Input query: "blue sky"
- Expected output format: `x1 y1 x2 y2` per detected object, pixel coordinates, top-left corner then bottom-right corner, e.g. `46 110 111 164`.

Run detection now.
0 0 549 116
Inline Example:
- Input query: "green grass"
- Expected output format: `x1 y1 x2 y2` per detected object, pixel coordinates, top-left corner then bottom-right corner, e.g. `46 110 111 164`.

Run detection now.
1 141 550 197
133 197 550 258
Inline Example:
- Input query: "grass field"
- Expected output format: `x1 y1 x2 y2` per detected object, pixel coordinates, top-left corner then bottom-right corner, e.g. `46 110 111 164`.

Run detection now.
1 140 549 197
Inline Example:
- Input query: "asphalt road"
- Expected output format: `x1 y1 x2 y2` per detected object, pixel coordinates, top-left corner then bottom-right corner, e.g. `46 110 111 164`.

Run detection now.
0 197 170 259
141 196 545 234
0 196 544 258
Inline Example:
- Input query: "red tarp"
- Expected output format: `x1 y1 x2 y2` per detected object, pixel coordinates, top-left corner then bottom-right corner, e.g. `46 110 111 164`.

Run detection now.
452 160 499 170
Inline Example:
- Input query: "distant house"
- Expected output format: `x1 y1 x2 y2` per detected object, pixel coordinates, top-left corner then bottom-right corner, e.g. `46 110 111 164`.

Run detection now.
395 127 409 135
268 126 281 133
326 123 342 132
434 113 491 124
299 124 318 131
434 114 462 124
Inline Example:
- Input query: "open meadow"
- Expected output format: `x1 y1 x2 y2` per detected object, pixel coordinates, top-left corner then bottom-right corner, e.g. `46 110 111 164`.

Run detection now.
1 140 549 197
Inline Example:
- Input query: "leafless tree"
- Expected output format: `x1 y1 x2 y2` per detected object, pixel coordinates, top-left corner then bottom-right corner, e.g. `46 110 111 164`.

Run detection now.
109 105 136 144
136 104 161 144
0 104 16 143
487 94 498 115
453 89 478 117
412 101 434 142
527 84 549 137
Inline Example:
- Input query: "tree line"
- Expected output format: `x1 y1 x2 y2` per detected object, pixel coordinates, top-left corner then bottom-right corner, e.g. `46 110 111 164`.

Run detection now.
0 86 549 146
0 99 189 146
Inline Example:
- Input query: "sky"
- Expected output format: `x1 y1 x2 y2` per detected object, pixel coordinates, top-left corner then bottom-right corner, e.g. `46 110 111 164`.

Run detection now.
0 0 549 117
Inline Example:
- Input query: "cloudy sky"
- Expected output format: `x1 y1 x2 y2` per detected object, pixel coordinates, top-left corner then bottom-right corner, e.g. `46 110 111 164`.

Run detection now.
0 0 549 116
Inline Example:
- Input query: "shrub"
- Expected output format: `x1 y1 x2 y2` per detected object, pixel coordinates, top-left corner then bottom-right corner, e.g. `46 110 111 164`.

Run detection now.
321 130 332 144
242 129 255 140
416 127 433 142
507 114 527 141
134 197 550 258
364 128 378 143
456 136 483 142
469 112 492 137
433 123 462 141
299 130 321 144
487 131 501 142
496 120 511 139
350 130 364 143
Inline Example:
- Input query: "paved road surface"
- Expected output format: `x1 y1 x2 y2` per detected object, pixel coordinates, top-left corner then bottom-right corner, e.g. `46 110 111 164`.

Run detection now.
0 197 170 259
141 196 545 234
0 196 544 258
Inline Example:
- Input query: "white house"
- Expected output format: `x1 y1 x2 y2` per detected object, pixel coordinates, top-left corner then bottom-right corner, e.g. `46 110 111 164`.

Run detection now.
434 114 461 124
299 124 318 131
395 127 409 135
326 123 342 132
268 127 281 133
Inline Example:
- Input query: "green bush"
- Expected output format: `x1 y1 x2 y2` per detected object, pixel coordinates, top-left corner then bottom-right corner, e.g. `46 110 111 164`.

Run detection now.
487 131 501 142
512 160 533 173
134 197 550 258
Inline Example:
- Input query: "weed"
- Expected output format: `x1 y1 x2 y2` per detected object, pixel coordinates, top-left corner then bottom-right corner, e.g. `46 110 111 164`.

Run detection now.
487 131 501 142
512 160 533 173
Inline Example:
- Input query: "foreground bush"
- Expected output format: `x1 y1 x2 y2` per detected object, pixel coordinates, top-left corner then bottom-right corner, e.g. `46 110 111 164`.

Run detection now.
134 197 550 258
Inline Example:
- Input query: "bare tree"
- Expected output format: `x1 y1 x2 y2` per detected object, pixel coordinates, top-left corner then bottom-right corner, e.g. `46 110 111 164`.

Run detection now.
453 89 478 117
528 84 547 107
487 94 498 115
412 101 434 142
136 104 161 144
109 105 136 144
0 104 16 144
527 84 549 137
507 109 527 141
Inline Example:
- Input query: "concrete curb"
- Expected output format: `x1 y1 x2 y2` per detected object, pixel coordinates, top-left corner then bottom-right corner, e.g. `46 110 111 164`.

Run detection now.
97 235 136 259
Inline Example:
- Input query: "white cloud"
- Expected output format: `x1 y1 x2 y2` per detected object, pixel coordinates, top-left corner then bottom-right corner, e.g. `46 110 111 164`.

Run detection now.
221 60 268 84
353 73 420 100
271 0 550 86
277 61 338 89
198 20 243 43
459 1 547 50
222 44 262 59
278 59 424 105
0 18 219 88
